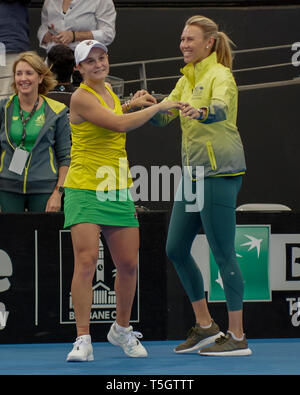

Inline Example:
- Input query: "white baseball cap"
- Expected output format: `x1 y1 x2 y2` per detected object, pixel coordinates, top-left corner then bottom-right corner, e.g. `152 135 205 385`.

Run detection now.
74 40 108 65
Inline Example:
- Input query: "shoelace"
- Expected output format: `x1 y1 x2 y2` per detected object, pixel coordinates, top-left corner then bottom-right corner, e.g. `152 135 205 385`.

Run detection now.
186 326 200 339
126 330 143 347
73 337 89 349
215 335 229 345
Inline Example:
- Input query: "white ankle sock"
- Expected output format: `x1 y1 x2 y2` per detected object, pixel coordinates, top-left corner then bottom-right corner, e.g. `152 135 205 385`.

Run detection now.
77 334 91 343
200 321 212 329
228 330 244 341
115 322 130 332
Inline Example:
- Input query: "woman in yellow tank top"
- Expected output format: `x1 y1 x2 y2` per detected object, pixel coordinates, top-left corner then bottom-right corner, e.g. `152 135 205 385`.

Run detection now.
65 40 180 362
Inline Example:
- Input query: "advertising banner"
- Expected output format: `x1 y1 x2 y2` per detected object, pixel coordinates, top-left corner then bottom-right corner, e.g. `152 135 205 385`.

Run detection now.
0 213 168 343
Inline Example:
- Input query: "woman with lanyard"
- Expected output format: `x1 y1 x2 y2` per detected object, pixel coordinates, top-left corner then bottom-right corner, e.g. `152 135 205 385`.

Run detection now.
0 51 71 212
151 15 251 356
64 40 180 361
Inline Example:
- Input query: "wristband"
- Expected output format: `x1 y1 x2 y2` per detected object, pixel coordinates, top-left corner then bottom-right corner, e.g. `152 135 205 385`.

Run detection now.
56 185 64 194
72 31 76 42
125 100 132 113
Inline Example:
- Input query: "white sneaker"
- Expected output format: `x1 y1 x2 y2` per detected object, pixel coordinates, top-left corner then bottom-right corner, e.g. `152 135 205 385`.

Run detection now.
107 322 148 358
66 334 94 362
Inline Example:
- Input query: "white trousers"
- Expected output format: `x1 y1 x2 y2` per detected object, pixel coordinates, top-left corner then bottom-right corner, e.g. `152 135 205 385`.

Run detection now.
0 53 19 99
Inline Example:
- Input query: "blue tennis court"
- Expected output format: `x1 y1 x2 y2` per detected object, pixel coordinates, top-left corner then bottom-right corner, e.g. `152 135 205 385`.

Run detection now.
0 338 299 375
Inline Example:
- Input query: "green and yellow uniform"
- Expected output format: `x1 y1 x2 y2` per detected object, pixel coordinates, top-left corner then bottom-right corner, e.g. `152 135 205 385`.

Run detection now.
153 52 246 311
64 83 138 228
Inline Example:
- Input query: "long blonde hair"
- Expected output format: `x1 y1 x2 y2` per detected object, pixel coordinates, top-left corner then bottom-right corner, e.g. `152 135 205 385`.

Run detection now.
185 15 235 70
12 51 57 95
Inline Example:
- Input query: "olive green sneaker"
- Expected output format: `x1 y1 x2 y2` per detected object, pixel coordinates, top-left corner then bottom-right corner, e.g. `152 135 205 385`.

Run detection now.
174 320 224 353
199 332 252 356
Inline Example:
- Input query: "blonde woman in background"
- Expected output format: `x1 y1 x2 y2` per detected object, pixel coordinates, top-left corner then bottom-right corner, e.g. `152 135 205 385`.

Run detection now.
0 51 71 212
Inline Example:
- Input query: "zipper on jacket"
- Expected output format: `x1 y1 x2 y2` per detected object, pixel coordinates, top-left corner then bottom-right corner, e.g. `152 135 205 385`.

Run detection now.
49 146 57 174
206 141 217 170
23 153 32 194
0 150 5 172
4 103 16 151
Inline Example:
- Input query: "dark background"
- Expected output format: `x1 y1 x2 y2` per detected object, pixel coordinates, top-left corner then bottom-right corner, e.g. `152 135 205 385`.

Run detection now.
27 3 300 211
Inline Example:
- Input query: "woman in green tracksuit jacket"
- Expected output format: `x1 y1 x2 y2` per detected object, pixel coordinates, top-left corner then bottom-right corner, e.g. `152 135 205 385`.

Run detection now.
0 51 71 212
152 15 251 356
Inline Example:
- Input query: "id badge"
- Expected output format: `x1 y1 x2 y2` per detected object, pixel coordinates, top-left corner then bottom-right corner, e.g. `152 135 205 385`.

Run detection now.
8 147 29 175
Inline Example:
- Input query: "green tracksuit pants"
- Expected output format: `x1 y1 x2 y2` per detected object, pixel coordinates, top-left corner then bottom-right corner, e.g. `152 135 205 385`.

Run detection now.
0 190 52 212
166 174 244 311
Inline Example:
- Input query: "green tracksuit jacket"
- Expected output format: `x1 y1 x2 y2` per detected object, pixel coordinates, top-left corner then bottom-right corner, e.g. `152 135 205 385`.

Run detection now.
0 95 71 194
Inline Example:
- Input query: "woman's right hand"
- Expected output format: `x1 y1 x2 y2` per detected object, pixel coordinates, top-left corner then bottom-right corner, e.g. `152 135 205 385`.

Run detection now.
131 92 157 109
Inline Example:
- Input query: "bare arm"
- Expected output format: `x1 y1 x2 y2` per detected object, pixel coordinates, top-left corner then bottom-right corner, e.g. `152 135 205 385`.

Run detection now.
70 89 180 133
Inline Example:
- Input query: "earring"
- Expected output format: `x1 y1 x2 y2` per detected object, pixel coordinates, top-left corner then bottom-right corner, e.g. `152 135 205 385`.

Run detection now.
206 46 209 49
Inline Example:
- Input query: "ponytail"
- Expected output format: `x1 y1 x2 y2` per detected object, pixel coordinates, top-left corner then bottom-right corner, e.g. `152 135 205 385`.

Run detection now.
215 31 235 70
185 15 235 70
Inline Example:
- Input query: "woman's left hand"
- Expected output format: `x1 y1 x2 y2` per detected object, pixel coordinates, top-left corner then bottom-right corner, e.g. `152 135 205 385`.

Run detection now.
53 30 74 45
131 90 150 100
129 91 157 110
45 191 62 212
180 102 202 120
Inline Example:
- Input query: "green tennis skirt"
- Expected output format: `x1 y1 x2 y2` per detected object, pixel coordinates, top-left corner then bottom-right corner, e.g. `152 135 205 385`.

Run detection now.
64 187 139 228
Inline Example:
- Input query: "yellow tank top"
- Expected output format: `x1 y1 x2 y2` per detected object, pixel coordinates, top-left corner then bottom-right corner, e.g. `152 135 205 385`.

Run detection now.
64 83 132 191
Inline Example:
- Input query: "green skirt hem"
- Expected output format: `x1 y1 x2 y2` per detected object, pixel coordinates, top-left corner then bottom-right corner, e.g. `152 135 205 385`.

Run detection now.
63 187 139 229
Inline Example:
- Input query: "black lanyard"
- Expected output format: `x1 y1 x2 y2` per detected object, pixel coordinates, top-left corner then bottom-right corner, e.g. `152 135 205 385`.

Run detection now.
18 97 39 148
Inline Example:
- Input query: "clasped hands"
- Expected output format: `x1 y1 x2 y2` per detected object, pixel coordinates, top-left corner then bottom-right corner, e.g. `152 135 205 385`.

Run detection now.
129 89 204 119
43 24 74 45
